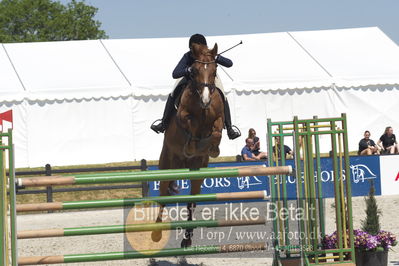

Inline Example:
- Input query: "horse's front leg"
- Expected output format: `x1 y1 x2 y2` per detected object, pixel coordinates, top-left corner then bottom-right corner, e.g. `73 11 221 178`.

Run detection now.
177 109 197 156
209 116 224 158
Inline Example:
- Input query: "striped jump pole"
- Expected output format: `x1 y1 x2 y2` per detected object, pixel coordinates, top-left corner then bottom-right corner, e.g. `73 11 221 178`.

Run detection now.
17 165 293 187
18 242 267 265
18 218 266 239
16 190 269 212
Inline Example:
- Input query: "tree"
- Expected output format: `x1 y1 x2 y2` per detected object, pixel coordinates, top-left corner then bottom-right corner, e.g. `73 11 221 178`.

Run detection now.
361 180 381 235
0 0 107 43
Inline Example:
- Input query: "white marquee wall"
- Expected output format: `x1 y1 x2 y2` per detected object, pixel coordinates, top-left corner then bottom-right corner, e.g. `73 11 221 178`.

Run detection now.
1 85 399 167
1 27 399 167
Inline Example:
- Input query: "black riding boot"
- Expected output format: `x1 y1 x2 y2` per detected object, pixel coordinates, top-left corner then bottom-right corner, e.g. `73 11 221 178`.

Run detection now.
150 94 175 134
224 99 241 140
151 82 187 134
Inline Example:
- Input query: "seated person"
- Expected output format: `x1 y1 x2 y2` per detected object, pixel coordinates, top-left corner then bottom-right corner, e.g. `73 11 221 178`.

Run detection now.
377 126 399 154
241 138 267 161
248 128 261 155
272 137 293 159
358 130 380 155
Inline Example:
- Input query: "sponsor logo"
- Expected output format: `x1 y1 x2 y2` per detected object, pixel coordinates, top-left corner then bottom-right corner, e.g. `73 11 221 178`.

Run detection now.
236 176 263 190
350 164 377 183
395 172 399 182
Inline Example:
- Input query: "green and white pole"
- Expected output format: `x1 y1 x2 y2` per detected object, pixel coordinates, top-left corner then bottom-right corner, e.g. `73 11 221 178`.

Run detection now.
8 130 18 266
18 218 266 239
17 166 293 187
0 139 6 266
18 242 267 265
16 190 269 212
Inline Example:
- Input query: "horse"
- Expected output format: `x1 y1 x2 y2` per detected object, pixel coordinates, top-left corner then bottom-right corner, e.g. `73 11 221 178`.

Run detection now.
152 43 225 247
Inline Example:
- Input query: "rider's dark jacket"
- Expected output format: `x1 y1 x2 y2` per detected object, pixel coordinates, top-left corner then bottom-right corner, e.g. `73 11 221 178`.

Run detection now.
172 51 233 79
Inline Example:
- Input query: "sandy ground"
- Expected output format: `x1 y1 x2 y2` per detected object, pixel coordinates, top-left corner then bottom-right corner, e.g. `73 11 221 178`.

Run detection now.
16 195 399 266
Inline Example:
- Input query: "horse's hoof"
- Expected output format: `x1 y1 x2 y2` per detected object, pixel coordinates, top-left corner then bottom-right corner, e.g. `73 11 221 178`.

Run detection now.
209 146 220 158
183 148 195 158
181 238 192 248
183 141 196 158
167 182 180 195
151 230 162 242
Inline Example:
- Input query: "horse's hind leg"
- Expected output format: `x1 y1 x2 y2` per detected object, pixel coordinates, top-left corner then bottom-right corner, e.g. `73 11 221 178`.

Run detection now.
181 202 196 247
159 147 181 195
151 181 169 242
151 204 165 242
180 179 203 248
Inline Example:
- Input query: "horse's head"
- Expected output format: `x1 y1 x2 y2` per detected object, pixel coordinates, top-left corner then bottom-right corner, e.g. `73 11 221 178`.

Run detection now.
190 43 218 109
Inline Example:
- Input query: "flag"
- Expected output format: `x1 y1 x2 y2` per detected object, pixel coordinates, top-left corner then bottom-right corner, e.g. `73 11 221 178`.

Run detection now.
0 110 13 129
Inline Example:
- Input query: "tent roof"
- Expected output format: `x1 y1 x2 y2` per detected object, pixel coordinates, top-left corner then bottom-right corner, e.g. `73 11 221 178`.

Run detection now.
1 27 398 100
2 40 131 100
0 44 25 101
290 27 399 87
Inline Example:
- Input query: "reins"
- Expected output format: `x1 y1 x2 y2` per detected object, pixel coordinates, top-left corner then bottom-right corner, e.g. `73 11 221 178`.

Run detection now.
194 59 215 64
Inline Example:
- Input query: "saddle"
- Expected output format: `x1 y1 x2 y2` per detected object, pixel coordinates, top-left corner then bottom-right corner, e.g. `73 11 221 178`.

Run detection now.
173 83 185 109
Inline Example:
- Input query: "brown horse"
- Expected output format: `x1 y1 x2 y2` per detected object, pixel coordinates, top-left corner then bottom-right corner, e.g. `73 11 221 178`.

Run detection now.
152 43 225 247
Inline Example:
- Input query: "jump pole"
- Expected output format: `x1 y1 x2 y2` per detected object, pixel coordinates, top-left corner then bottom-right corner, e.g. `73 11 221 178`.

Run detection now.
16 190 269 212
18 217 266 239
17 165 293 187
18 242 267 265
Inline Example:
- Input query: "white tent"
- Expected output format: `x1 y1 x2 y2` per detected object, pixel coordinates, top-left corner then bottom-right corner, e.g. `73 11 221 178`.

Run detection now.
1 27 398 168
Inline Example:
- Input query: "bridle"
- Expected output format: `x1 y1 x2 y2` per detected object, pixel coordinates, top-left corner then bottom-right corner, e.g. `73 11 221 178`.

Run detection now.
190 59 218 95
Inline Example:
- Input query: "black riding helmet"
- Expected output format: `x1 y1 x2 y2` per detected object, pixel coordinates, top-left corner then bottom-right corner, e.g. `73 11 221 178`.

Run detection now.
189 34 207 48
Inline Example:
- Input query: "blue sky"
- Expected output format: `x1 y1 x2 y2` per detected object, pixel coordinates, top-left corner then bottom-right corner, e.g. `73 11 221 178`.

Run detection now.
60 0 399 45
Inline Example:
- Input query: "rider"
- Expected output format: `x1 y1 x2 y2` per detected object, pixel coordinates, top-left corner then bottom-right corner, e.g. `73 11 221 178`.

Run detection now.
150 33 241 140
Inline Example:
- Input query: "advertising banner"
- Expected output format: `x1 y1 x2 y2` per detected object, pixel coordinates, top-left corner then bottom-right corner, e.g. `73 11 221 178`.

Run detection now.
148 155 382 198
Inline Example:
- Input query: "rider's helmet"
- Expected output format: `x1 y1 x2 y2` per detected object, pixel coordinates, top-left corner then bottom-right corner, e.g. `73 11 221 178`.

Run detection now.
189 34 207 48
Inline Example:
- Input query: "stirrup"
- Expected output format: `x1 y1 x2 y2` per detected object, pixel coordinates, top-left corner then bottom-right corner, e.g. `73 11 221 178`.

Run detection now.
150 119 165 134
227 125 241 140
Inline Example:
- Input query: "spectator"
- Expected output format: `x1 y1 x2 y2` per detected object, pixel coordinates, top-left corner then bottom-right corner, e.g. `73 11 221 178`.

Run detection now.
272 137 293 159
358 130 380 155
248 128 261 156
241 138 267 161
377 126 399 154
